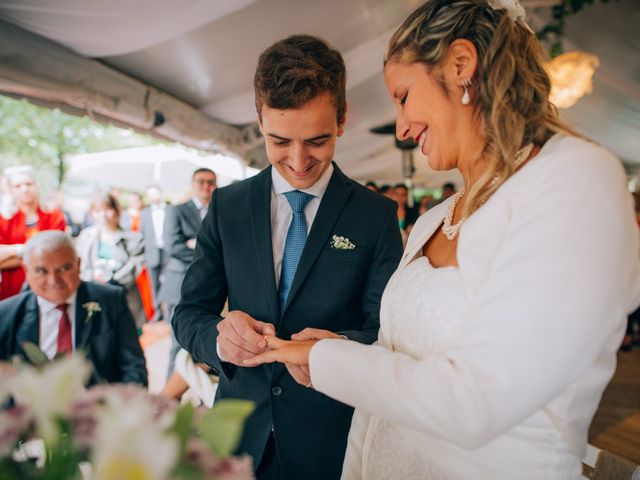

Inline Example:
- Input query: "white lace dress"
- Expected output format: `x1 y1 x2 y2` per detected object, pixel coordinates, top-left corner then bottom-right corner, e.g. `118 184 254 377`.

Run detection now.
365 256 466 480
358 255 579 479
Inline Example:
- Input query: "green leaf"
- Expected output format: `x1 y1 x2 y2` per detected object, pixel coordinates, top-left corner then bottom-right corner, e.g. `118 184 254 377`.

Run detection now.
22 342 49 367
197 399 254 458
172 462 205 480
170 402 195 459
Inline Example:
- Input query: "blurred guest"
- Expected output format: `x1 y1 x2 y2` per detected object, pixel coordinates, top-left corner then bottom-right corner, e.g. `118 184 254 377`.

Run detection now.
158 168 216 377
418 194 434 215
379 184 394 200
0 231 147 386
161 348 218 407
365 181 379 192
394 183 419 231
121 192 145 232
428 181 458 209
622 191 640 351
46 190 80 237
0 166 66 300
442 182 456 200
76 193 146 328
140 185 168 321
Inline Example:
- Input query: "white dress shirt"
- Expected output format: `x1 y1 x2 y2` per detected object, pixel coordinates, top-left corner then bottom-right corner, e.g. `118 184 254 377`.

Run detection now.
192 197 208 220
150 203 165 248
270 163 333 288
38 293 77 360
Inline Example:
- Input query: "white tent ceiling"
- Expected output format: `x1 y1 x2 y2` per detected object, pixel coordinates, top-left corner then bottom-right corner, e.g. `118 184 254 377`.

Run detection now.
0 0 638 188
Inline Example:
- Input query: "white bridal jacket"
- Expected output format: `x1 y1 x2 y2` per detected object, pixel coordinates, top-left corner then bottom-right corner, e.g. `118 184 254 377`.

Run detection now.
309 135 640 479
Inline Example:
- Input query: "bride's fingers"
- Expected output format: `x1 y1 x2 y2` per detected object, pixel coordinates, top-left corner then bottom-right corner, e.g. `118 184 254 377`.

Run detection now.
264 335 289 349
243 349 280 366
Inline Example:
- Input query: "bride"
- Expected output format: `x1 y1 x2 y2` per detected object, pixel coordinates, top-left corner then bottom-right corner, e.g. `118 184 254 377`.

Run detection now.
245 0 640 478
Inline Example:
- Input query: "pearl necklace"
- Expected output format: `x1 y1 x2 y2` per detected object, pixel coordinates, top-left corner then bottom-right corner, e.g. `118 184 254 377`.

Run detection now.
441 143 534 241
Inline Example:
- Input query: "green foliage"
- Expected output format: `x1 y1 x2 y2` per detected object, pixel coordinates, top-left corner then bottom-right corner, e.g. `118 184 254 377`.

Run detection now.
536 0 617 57
22 341 49 367
171 402 196 459
42 419 84 479
172 463 206 480
0 95 164 189
197 399 255 458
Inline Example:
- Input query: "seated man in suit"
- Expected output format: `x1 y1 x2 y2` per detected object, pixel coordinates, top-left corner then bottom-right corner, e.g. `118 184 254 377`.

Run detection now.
173 35 403 479
0 230 148 386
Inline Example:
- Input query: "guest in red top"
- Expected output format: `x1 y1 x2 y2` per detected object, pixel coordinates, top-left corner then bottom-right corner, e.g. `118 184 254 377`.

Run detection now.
0 166 66 300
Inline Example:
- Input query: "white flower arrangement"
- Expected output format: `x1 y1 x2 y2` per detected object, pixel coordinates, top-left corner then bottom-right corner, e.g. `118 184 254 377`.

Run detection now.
0 345 255 480
82 302 102 325
329 235 356 250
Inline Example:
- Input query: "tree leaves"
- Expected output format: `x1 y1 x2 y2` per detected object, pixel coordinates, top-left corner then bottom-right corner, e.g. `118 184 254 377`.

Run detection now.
0 95 164 188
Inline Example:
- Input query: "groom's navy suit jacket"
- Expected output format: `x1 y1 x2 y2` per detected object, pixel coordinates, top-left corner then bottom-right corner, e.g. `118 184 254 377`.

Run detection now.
0 281 148 387
174 164 402 479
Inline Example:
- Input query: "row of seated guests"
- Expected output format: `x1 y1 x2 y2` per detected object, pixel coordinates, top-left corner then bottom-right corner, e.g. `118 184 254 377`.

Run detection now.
0 166 148 330
0 230 148 386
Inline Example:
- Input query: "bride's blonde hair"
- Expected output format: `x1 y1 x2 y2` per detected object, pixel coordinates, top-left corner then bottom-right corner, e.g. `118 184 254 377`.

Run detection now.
386 0 578 218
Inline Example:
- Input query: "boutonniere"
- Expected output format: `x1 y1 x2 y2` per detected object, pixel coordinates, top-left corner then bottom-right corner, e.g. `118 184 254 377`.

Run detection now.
83 302 102 324
330 235 356 250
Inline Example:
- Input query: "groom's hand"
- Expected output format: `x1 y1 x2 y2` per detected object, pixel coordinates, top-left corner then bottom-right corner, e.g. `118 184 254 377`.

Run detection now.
217 310 275 366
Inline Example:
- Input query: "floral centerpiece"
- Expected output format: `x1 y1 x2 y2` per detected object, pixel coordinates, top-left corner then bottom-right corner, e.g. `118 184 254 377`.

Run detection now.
0 343 255 480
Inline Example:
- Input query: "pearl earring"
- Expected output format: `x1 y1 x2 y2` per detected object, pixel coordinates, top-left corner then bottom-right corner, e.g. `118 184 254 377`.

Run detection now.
461 78 472 105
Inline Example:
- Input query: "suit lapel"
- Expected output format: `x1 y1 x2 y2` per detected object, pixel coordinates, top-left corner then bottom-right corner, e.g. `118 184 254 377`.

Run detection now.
249 168 280 321
15 294 40 359
185 201 203 232
75 282 95 351
282 165 353 315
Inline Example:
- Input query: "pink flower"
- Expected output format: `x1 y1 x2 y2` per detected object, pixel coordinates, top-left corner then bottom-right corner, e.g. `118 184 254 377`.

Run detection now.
0 405 34 458
184 438 254 479
211 455 254 480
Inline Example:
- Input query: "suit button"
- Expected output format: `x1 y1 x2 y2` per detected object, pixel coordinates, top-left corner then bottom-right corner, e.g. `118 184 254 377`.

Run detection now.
271 386 282 396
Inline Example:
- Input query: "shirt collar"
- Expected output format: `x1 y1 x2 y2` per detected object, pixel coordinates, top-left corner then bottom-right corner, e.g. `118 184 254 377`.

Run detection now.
271 163 334 198
191 197 206 210
37 291 78 314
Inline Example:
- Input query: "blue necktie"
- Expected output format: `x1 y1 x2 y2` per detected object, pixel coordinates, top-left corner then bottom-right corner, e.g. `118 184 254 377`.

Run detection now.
279 190 314 312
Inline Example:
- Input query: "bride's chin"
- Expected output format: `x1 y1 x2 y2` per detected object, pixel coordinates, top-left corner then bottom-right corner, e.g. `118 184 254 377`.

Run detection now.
426 156 442 171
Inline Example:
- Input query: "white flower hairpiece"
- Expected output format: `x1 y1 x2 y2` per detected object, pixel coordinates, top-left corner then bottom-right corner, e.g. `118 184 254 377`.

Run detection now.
488 0 533 32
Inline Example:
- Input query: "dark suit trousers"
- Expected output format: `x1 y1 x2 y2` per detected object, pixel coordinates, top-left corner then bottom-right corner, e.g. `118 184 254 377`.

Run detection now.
148 250 165 317
256 433 283 480
165 302 181 379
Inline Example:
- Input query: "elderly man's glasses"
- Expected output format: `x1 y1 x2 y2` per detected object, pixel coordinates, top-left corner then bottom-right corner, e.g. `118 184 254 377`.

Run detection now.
194 179 216 186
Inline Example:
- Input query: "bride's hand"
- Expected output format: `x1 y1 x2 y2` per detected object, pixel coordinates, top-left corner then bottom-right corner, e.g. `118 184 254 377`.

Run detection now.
242 335 317 368
285 363 311 387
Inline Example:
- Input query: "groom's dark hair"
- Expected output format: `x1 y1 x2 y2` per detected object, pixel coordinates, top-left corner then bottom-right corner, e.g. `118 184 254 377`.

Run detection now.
254 34 347 124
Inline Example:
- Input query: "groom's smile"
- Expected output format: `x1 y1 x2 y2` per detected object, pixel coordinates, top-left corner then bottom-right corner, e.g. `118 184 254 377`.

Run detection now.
259 91 346 190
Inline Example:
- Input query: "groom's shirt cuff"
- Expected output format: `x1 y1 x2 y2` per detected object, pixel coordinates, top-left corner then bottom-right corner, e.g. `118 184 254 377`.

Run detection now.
216 341 226 362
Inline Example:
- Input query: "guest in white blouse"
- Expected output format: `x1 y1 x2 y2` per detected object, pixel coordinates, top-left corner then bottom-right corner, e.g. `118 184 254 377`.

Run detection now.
245 0 640 478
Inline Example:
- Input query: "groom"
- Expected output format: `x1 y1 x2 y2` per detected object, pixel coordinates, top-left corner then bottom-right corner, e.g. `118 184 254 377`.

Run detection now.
173 35 402 479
